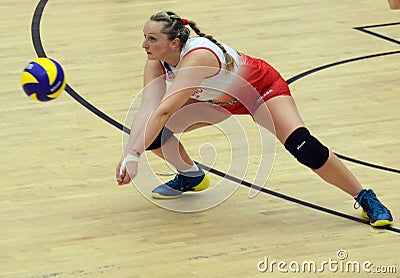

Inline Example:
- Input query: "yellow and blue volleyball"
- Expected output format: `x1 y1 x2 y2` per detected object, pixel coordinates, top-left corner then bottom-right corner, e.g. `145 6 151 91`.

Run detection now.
21 58 66 102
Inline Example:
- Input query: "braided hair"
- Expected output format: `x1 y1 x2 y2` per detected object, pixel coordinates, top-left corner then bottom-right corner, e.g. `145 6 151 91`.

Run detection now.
150 11 235 72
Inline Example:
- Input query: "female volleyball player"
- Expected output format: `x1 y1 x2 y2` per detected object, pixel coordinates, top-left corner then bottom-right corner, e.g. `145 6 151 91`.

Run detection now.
116 11 393 227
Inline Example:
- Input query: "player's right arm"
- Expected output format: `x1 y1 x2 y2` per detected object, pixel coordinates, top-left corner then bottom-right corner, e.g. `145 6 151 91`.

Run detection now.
116 59 166 185
129 59 166 136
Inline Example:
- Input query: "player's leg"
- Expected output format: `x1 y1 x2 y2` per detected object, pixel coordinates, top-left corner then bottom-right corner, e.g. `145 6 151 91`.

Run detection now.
388 0 400 9
255 96 362 196
149 100 231 198
253 95 393 226
150 99 230 167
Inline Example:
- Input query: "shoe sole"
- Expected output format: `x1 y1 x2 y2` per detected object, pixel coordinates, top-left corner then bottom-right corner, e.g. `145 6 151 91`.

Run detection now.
370 220 394 227
362 209 394 227
192 173 210 192
151 192 182 199
151 174 210 199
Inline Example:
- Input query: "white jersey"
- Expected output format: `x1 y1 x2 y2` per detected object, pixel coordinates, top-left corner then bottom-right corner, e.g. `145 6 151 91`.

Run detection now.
161 36 241 101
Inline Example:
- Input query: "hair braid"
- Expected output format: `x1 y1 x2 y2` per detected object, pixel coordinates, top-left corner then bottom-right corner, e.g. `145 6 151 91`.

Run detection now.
150 11 235 72
188 21 235 72
150 11 190 48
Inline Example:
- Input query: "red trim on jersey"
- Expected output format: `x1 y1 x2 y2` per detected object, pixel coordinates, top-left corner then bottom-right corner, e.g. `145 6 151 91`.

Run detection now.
182 47 222 78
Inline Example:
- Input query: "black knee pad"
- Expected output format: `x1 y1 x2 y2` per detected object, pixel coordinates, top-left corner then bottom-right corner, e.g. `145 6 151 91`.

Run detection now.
146 127 174 150
284 127 329 169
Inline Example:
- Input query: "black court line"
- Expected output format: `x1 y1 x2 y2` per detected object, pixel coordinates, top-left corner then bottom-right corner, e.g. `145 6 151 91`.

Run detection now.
354 22 400 45
286 50 400 175
286 22 400 174
30 0 400 233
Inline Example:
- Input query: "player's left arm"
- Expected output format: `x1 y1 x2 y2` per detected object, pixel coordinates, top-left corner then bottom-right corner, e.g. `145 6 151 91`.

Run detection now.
131 49 219 155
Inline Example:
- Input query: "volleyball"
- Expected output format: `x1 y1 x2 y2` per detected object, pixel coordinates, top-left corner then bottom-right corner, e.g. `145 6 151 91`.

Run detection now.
21 58 66 102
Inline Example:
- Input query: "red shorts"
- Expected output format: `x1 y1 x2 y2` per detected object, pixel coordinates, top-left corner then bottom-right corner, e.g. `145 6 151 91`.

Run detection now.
212 54 291 115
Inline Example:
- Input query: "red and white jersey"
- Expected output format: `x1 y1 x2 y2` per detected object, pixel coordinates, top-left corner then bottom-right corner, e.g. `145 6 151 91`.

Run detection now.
161 36 287 106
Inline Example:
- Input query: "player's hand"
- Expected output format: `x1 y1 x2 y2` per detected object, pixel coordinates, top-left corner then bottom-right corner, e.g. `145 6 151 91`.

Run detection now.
116 155 139 186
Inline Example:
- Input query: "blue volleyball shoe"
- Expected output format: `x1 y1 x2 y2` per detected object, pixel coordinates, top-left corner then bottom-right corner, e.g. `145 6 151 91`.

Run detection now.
354 189 393 227
151 169 210 199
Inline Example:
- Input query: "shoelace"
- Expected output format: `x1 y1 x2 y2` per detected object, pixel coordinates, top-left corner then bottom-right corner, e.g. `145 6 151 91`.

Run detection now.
353 190 366 209
354 191 388 214
165 174 184 190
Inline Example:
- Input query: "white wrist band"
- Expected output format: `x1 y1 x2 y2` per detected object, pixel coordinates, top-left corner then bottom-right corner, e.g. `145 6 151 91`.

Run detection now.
119 154 139 175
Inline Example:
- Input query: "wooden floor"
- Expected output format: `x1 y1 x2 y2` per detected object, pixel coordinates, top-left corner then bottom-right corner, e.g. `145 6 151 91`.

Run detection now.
1 0 399 277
